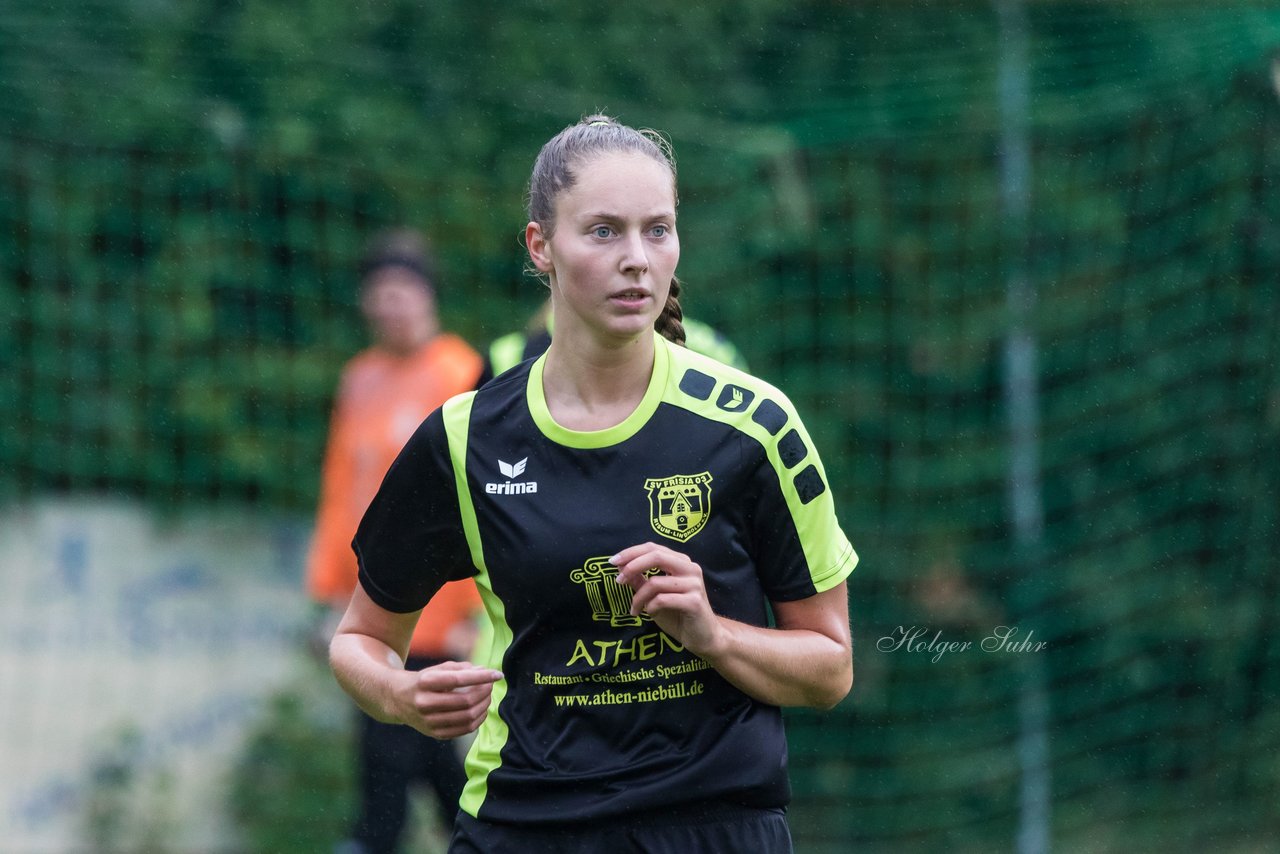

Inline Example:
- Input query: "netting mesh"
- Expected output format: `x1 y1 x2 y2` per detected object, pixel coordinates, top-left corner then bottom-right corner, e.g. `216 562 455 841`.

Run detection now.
0 141 530 508
750 74 1280 851
3 3 1280 852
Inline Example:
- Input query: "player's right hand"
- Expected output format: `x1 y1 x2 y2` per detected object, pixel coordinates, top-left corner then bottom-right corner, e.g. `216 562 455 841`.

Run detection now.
394 661 502 740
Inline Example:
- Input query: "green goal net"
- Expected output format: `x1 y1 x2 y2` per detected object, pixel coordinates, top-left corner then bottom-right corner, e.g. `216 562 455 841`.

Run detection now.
2 3 1279 852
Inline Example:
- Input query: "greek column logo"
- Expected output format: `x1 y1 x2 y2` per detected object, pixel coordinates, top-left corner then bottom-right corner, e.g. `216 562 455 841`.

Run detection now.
571 557 659 628
644 472 712 543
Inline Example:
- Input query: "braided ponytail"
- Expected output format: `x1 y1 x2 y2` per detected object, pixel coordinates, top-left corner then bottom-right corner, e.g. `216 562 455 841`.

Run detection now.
654 276 686 346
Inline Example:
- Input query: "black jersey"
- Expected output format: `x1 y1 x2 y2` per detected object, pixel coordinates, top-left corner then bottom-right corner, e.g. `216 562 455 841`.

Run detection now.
353 334 856 824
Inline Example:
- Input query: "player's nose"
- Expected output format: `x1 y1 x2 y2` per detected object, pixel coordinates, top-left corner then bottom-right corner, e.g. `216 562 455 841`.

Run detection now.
618 231 650 276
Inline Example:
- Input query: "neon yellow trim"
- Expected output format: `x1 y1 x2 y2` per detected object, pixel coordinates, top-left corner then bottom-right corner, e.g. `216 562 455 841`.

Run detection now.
443 394 481 568
442 393 513 817
459 578 513 817
662 344 857 591
526 331 670 449
488 331 528 376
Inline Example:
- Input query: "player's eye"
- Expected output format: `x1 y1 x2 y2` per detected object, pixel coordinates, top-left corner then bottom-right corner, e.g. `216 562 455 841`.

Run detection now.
650 224 668 238
592 226 613 239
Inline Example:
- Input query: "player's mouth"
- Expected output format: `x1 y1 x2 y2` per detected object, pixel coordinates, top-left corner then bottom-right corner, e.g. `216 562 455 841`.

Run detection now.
609 288 651 308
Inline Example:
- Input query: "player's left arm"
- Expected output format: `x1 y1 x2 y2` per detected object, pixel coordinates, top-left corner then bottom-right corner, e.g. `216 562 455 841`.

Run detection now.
613 542 852 709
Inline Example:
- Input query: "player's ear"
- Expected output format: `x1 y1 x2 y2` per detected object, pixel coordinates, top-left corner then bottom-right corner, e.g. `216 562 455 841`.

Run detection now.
526 221 554 273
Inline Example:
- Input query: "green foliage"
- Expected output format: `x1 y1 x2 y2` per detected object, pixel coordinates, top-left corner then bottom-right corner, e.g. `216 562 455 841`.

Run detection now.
228 683 356 853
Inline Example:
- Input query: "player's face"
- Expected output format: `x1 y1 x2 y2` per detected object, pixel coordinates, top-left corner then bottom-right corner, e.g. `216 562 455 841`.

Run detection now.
527 151 679 344
360 267 437 354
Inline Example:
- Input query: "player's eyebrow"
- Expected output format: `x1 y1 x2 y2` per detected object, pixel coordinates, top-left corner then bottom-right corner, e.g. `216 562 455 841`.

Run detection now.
577 209 675 222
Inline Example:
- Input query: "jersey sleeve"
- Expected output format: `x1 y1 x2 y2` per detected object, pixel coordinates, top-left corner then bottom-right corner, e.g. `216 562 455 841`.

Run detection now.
352 406 475 613
746 397 857 602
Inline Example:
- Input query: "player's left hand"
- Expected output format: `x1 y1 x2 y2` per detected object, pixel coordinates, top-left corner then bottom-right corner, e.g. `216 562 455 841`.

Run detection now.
611 542 723 657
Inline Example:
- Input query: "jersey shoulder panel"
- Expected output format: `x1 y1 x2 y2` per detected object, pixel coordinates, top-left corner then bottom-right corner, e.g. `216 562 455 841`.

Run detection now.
661 340 858 596
661 342 795 439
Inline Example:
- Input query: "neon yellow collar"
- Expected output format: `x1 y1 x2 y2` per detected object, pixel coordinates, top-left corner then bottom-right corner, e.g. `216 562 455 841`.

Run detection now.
527 333 670 449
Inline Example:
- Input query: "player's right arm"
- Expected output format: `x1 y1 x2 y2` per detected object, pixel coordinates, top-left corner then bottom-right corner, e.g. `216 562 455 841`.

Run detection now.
331 585 501 739
330 401 498 739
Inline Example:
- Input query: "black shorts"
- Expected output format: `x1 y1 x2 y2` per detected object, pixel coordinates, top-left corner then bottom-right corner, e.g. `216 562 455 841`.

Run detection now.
449 802 793 853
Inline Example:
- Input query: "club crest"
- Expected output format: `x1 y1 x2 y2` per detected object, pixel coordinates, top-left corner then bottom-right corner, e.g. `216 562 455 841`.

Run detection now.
644 472 713 543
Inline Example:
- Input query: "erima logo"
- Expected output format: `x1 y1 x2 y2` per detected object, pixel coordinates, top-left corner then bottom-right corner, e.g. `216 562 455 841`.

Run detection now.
486 457 539 495
716 384 754 413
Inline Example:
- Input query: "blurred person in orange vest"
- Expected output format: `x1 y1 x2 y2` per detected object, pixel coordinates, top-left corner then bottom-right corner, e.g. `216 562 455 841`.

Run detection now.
306 228 484 854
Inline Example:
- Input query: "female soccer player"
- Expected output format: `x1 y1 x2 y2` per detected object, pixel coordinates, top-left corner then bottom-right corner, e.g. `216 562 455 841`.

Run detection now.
330 115 856 853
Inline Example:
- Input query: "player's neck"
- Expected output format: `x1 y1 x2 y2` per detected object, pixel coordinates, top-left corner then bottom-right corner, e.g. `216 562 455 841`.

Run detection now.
541 329 656 432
